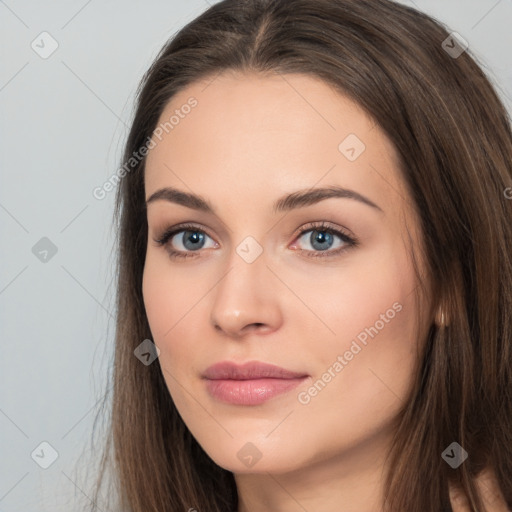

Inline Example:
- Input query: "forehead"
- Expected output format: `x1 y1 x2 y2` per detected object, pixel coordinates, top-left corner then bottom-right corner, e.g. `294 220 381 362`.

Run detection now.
144 71 409 220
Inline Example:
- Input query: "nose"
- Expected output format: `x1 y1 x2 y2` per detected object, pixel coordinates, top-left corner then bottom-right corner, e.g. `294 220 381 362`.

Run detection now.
210 252 283 339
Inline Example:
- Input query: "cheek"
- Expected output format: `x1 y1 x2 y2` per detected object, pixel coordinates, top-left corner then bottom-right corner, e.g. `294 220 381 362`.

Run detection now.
295 240 419 399
142 259 199 414
142 251 199 340
141 253 216 388
142 255 194 368
142 258 172 340
287 242 417 351
292 291 418 456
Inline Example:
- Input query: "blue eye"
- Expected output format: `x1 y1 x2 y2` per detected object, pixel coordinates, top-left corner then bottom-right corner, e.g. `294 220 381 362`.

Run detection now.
154 223 217 259
292 221 358 258
153 221 358 260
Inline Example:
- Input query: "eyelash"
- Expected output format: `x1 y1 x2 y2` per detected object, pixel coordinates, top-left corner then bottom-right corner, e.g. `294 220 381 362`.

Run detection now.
153 221 359 260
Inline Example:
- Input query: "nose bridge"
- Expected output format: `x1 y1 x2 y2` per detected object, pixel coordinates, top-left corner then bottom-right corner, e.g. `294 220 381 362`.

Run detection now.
210 236 282 336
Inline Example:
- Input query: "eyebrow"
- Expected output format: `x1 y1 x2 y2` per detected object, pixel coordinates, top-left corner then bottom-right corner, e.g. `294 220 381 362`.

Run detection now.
145 185 384 215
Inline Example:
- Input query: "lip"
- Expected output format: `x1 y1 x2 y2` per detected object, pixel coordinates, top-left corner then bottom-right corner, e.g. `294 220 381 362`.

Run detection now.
202 361 309 405
203 361 308 380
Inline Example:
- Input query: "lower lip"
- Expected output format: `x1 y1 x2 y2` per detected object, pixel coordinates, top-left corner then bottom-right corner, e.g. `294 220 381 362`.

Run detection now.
204 377 308 405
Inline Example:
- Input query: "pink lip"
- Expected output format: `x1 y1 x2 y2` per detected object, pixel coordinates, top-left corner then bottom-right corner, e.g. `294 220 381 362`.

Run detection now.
202 361 309 405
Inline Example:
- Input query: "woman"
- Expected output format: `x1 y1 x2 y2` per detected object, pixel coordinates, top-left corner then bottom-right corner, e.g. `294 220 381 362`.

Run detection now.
90 0 512 510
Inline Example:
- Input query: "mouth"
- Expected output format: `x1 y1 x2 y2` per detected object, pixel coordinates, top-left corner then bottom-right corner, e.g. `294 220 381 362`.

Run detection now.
202 360 309 406
203 377 309 405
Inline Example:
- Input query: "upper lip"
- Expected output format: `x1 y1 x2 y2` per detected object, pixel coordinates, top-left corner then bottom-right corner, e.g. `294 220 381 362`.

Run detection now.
202 361 308 380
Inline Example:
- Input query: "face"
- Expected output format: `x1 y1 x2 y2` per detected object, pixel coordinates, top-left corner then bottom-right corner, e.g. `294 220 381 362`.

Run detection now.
142 71 431 475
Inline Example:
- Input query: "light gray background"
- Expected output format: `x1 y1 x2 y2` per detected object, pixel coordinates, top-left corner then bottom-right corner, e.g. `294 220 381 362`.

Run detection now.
1 1 511 511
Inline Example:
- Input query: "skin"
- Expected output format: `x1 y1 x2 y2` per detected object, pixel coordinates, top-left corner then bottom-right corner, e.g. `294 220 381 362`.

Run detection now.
142 71 506 512
450 468 509 512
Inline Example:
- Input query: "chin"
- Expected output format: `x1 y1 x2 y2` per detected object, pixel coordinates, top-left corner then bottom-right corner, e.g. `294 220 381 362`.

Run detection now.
199 436 310 475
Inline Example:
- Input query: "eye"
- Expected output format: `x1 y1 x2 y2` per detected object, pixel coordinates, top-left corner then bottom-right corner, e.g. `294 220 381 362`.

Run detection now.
153 223 218 260
290 221 358 259
152 221 358 260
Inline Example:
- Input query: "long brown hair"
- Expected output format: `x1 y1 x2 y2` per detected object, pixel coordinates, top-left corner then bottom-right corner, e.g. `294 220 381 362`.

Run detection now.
86 0 512 510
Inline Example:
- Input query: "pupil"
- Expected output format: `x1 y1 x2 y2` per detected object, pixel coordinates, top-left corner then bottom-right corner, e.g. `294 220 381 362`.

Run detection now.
184 231 204 250
312 230 332 250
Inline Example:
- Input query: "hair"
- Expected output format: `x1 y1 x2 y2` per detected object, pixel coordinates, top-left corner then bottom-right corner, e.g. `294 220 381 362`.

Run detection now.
86 0 512 511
